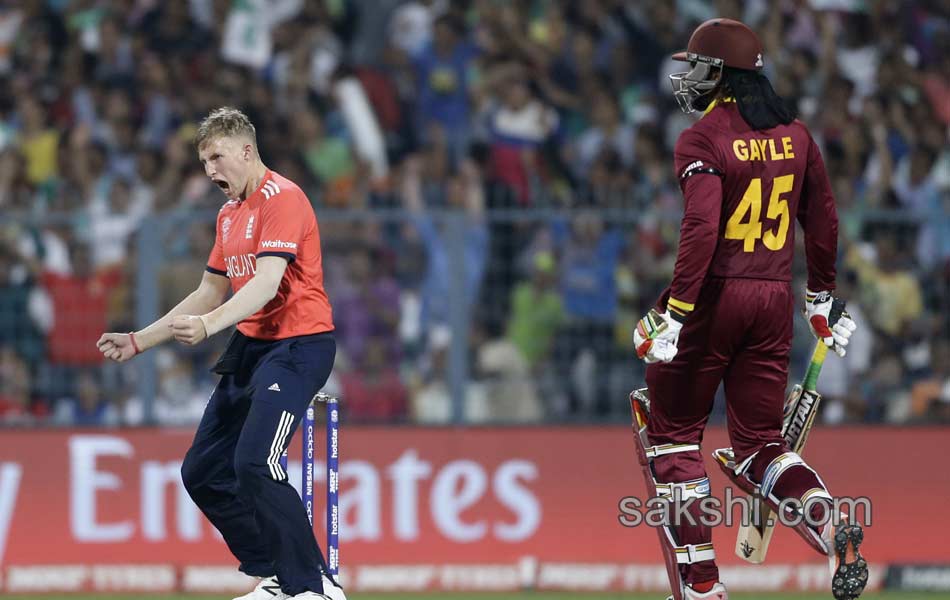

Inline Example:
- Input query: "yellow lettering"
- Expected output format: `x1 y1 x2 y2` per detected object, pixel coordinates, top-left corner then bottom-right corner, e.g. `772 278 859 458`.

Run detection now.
768 138 783 160
733 140 749 161
749 139 761 161
763 174 794 250
782 136 795 159
756 139 769 160
726 174 794 253
725 179 763 252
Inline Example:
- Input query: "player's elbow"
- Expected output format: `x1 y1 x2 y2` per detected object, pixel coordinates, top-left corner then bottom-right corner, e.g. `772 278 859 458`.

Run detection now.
682 217 719 248
264 276 282 301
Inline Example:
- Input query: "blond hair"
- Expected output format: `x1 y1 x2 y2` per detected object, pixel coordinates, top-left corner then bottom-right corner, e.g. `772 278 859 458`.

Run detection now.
195 106 258 150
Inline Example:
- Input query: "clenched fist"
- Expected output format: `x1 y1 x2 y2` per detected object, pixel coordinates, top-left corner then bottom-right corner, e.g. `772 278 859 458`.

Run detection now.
171 315 209 346
97 333 139 362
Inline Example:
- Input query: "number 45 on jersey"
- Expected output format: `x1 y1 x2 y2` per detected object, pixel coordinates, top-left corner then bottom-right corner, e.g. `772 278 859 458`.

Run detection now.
725 174 794 252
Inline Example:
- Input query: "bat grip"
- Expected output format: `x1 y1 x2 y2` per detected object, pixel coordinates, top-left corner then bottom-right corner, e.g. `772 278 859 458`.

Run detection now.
802 299 847 391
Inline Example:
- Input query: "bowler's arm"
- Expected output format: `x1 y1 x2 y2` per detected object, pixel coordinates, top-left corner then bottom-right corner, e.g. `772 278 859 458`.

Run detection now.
199 256 288 337
132 270 231 352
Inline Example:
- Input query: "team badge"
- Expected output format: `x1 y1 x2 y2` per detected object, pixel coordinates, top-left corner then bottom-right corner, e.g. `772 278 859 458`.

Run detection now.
222 217 232 243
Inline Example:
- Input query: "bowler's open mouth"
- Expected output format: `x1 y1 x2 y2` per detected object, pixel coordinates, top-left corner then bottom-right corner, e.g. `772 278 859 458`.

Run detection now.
214 179 230 191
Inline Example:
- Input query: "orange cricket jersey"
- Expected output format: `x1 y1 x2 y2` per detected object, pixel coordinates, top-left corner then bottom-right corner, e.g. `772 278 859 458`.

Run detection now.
206 169 334 339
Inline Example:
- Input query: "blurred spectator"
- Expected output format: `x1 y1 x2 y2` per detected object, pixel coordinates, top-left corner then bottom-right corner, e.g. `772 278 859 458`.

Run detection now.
389 0 442 56
411 324 452 423
485 67 559 204
0 150 35 214
551 212 625 415
400 154 489 336
846 233 923 340
469 318 541 423
412 13 478 159
52 369 117 427
506 251 564 369
868 351 909 423
0 239 45 368
911 339 950 423
296 108 357 206
36 241 123 369
0 1 945 426
159 221 214 314
88 176 152 268
384 222 428 362
334 247 401 368
0 345 44 425
17 97 59 187
340 337 409 422
152 348 213 426
568 92 636 179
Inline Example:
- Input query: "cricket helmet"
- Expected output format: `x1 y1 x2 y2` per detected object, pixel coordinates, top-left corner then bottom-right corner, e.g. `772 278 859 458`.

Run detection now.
670 18 765 113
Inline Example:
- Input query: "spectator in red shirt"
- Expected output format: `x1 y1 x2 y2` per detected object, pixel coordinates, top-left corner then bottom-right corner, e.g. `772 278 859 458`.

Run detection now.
340 336 408 422
41 241 122 367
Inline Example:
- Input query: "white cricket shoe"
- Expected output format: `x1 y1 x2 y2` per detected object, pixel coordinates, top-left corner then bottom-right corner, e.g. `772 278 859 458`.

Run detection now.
234 576 288 600
667 582 729 600
290 575 346 600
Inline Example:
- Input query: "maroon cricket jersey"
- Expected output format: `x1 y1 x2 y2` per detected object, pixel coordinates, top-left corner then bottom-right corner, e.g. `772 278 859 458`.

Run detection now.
661 98 838 320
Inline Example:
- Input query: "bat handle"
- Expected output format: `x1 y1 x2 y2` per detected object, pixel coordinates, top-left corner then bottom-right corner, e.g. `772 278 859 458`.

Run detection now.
802 299 845 392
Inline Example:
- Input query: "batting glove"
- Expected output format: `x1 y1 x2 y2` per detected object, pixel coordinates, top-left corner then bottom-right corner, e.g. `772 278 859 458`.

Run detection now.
804 289 857 357
633 309 683 364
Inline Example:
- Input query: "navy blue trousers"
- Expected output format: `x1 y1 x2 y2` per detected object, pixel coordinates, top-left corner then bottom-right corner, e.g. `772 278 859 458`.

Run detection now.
180 332 335 596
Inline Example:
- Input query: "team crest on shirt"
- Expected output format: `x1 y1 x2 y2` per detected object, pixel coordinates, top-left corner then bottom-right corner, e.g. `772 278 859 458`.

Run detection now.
245 215 255 239
222 217 232 243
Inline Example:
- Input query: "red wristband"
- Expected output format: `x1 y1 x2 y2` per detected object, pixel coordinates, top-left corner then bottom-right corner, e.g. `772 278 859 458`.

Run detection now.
129 332 141 355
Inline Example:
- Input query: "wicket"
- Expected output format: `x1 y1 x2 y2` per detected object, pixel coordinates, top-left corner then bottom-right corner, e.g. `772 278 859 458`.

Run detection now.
279 392 341 577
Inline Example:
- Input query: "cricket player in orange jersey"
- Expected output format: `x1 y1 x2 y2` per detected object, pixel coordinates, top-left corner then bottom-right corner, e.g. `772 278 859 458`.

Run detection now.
97 107 343 600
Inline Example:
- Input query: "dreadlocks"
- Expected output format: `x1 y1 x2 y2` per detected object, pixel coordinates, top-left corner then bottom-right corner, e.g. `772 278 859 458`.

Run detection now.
720 67 797 131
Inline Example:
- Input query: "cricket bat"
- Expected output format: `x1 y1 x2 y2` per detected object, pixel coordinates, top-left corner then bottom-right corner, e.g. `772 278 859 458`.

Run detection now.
734 299 846 563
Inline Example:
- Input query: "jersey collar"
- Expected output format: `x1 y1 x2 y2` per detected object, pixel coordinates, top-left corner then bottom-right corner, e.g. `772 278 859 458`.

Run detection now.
703 96 735 117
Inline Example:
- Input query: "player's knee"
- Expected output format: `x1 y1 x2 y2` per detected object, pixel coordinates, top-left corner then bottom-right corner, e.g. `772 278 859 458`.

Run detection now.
233 447 267 492
745 443 786 483
653 450 707 483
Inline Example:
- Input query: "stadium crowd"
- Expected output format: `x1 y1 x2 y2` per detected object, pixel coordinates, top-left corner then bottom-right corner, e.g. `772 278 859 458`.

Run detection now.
0 0 947 426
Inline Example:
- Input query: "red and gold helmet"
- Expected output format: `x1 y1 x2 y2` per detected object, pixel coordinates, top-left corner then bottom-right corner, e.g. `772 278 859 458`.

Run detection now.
670 18 764 113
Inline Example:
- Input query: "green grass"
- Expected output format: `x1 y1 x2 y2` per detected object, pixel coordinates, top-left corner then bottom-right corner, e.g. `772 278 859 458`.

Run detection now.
1 594 942 600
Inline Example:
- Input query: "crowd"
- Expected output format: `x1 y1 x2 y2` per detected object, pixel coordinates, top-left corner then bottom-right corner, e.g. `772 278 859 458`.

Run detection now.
0 0 947 426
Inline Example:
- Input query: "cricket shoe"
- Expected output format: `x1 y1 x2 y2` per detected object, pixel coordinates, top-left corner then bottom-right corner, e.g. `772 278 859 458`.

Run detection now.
290 575 347 600
824 515 868 599
234 576 288 600
666 582 728 600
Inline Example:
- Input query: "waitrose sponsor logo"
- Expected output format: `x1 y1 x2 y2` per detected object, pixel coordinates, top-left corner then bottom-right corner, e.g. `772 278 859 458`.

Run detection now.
261 240 297 249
